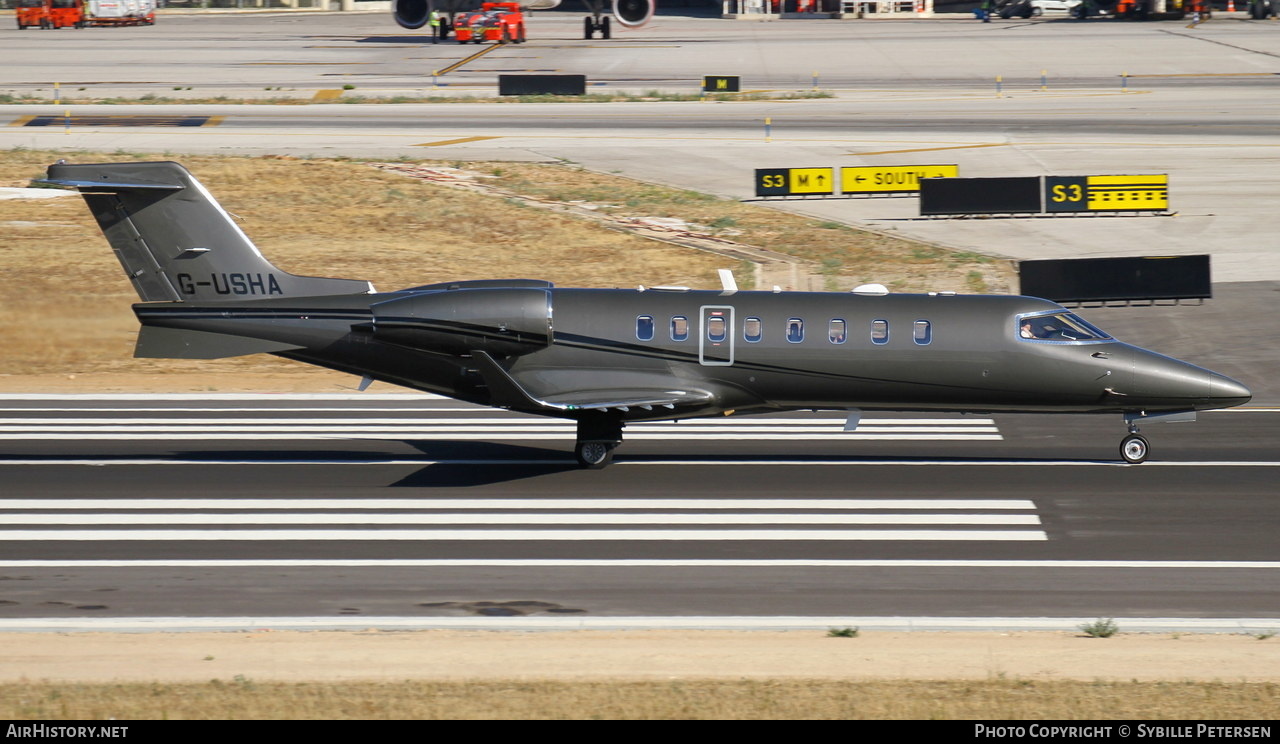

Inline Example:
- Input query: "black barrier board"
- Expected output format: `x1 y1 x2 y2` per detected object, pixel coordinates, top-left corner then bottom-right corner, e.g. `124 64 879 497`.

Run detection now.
498 75 587 96
703 75 740 92
920 177 1042 215
1019 255 1211 303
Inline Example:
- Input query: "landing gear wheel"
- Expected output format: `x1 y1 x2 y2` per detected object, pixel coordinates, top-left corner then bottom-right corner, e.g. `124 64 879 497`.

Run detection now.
1120 434 1149 464
584 16 594 39
601 16 611 39
575 441 614 469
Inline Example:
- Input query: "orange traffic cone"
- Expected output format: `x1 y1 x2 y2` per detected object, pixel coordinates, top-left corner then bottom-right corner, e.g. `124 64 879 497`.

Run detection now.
1228 0 1235 10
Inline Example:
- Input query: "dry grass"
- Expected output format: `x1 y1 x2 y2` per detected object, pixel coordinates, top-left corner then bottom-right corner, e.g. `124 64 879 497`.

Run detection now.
2 679 1276 720
0 148 1010 385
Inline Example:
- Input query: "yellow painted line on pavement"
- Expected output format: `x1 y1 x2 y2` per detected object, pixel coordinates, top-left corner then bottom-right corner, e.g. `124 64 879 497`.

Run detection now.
414 136 501 147
312 89 344 102
853 143 1008 156
7 116 36 127
435 44 501 77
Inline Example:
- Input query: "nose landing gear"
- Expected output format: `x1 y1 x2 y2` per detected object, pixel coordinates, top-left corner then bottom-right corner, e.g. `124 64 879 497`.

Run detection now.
1120 430 1150 464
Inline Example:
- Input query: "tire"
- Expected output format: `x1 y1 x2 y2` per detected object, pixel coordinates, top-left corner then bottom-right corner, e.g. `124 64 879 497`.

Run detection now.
602 16 611 39
575 442 614 469
584 16 594 39
517 24 525 43
1120 434 1149 464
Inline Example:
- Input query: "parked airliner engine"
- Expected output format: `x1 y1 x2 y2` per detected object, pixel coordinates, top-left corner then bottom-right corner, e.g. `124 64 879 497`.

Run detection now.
392 0 654 30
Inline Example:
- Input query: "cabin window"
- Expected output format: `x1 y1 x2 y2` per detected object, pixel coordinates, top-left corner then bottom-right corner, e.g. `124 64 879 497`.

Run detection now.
829 319 847 344
671 316 689 342
636 315 655 341
871 319 889 345
1018 312 1111 342
706 316 727 343
913 320 932 345
744 317 762 343
786 318 804 343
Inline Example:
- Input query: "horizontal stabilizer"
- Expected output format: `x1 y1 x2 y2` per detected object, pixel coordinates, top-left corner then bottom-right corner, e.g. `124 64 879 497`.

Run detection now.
134 325 303 359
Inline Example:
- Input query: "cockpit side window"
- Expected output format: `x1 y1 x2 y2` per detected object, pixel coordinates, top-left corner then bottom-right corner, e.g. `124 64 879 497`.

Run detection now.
1018 312 1112 342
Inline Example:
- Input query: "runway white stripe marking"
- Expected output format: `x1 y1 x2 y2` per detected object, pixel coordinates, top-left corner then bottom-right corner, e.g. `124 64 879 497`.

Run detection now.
6 408 484 414
0 459 1274 467
0 433 1007 441
0 529 1045 541
0 394 448 400
0 559 1272 568
0 417 997 426
0 498 1036 510
2 513 1040 526
0 433 1005 441
0 616 1273 633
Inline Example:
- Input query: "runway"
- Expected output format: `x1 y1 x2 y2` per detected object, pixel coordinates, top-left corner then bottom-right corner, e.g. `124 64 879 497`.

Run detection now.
2 13 1278 632
1 395 1277 626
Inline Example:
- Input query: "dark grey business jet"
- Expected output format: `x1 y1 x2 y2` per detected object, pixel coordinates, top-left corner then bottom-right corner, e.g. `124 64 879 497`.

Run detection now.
43 162 1251 467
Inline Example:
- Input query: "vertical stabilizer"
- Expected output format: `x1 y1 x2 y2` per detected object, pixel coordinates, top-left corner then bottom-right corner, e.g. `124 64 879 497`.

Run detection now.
43 161 372 302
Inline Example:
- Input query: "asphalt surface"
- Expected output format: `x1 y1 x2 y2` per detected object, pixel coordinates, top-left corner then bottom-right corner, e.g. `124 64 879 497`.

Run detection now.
0 395 1277 625
1 12 1277 630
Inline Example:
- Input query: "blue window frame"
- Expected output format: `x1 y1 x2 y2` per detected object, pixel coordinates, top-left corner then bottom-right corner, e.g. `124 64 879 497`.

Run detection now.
671 316 689 342
871 319 889 345
744 317 762 343
786 318 805 343
913 320 932 345
636 315 654 341
829 319 847 344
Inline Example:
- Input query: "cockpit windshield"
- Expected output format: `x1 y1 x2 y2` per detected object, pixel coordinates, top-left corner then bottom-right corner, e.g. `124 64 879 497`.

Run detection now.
1017 312 1111 342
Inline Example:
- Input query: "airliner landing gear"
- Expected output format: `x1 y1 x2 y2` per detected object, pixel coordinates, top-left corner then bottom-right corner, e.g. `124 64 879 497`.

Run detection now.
575 414 623 469
575 441 614 469
584 15 610 39
1120 424 1150 464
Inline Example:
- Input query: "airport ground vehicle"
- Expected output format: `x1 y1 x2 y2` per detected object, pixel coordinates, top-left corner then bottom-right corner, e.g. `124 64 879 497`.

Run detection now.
85 0 156 25
16 0 83 29
453 2 526 42
14 0 155 29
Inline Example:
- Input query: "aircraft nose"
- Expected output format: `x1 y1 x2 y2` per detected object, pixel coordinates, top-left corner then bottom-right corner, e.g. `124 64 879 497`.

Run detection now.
1209 373 1252 409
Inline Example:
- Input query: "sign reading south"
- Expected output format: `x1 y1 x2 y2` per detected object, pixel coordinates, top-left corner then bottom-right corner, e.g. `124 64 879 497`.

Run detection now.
1046 175 1169 213
841 165 959 195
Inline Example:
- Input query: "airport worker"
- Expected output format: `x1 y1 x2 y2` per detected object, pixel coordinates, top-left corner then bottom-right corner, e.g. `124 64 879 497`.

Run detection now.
977 0 993 21
429 9 441 42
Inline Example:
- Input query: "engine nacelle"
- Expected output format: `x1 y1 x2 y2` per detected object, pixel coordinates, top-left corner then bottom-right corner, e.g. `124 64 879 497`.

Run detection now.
613 0 655 27
371 287 553 358
393 0 431 29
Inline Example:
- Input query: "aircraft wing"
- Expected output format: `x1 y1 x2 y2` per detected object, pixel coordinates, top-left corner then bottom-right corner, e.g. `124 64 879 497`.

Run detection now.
469 350 714 413
538 388 714 412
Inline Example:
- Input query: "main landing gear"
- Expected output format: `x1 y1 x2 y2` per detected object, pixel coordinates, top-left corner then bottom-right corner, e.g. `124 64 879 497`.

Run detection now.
584 15 610 39
1120 422 1150 465
574 413 622 469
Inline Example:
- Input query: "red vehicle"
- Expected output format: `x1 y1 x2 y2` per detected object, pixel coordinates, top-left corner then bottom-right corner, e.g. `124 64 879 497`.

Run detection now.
16 0 84 29
453 2 525 44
